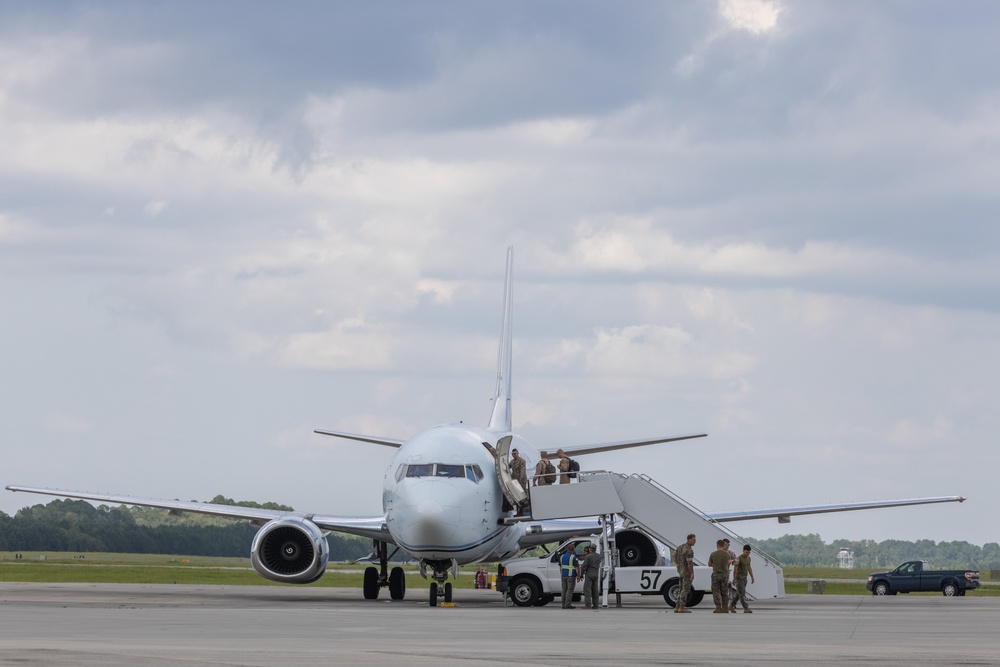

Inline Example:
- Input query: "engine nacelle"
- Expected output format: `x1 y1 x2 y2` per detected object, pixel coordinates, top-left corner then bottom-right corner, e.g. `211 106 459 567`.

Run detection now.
615 528 664 567
250 517 330 584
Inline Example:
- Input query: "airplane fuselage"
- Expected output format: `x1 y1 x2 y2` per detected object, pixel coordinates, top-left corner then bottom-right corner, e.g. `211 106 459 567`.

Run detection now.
382 424 537 565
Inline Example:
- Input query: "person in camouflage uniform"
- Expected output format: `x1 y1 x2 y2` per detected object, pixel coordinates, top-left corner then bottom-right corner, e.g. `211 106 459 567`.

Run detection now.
510 449 528 491
731 544 755 613
533 455 549 486
509 449 529 516
556 448 572 484
723 539 738 614
708 539 731 613
673 533 696 613
579 545 602 610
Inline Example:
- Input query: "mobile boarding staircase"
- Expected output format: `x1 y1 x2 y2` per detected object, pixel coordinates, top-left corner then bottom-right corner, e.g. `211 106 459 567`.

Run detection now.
526 471 785 602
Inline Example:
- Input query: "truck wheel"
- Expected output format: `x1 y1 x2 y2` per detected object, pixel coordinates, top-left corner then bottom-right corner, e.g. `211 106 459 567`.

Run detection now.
873 581 890 596
535 594 555 607
662 578 681 608
689 591 705 607
509 577 540 607
942 582 958 597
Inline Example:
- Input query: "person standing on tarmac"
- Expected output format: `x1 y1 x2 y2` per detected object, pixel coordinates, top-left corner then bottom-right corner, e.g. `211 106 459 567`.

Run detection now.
731 545 755 613
708 540 731 613
559 547 579 609
673 533 696 613
723 538 738 614
579 545 602 611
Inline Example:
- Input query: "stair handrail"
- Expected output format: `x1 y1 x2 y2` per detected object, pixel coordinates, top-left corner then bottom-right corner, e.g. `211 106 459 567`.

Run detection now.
630 474 783 569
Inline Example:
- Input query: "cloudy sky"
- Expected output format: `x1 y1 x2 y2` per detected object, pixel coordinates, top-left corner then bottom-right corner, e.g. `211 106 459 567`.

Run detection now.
2 1 997 547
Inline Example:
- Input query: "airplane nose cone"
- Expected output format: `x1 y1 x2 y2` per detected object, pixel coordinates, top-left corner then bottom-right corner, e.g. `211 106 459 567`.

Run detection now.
391 481 466 552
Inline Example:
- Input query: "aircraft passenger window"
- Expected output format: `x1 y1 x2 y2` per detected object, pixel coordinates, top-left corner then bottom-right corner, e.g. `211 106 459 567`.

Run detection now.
435 464 465 478
406 464 434 478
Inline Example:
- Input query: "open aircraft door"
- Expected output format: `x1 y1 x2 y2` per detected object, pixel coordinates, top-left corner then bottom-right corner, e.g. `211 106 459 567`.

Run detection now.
494 435 527 505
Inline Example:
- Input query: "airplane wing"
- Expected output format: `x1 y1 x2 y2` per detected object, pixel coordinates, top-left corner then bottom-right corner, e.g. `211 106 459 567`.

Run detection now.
546 433 707 457
514 517 603 549
5 485 391 542
707 495 967 523
313 430 404 448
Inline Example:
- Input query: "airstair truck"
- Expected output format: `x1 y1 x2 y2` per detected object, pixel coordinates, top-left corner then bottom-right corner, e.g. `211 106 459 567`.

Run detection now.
494 470 784 607
497 533 713 608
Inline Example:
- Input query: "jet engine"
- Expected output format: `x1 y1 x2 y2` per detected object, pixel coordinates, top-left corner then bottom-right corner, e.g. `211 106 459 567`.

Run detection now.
615 528 663 567
250 517 330 584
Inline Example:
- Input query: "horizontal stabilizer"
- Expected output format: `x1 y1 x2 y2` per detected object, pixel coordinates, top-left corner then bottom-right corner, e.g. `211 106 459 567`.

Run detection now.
313 429 404 448
708 495 966 523
546 433 707 457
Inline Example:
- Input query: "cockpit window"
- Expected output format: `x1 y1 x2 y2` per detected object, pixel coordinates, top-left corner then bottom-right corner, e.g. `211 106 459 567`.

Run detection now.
405 464 435 478
401 463 483 481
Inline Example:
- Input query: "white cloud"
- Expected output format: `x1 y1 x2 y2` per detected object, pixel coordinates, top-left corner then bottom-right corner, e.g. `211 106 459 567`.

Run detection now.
718 0 781 35
143 200 167 217
2 3 999 546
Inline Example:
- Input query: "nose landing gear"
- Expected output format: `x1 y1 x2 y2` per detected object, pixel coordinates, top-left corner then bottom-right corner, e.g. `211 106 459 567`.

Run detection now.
422 559 457 607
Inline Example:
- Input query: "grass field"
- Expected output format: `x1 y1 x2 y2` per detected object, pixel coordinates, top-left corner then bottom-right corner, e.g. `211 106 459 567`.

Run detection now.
0 552 489 588
2 553 996 595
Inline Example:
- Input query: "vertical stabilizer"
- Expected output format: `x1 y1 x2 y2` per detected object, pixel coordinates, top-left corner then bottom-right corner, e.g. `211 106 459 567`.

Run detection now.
488 246 514 433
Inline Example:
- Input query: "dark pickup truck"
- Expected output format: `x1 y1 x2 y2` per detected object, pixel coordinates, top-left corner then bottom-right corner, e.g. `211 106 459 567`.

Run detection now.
867 560 981 596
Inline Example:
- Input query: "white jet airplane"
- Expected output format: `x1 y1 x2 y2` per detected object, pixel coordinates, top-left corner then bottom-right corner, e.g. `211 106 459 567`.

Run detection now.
7 247 965 606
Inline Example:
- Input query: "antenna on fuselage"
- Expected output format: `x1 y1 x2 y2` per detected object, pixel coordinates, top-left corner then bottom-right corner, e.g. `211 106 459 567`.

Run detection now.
487 246 514 433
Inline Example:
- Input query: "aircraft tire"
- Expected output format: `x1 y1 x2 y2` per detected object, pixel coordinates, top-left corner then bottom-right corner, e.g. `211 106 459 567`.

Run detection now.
429 582 438 607
389 566 405 600
444 582 453 603
363 566 379 600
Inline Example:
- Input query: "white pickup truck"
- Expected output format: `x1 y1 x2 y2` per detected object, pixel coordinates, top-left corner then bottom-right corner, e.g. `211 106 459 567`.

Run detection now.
496 535 712 608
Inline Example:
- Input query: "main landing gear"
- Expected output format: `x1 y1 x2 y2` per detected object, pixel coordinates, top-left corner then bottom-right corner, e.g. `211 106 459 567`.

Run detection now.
362 540 406 601
422 559 456 607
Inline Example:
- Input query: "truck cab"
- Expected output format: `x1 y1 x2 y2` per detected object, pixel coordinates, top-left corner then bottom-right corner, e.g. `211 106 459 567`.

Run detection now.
497 536 595 607
867 560 981 596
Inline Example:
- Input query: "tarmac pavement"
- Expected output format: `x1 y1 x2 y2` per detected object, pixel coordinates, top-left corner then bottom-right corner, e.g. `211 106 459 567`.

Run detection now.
0 583 995 666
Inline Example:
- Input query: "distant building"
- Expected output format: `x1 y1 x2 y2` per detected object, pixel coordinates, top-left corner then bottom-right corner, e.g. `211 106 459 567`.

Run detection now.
837 549 855 569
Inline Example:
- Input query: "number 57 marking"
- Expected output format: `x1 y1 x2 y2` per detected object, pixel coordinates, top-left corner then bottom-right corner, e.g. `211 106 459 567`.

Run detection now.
640 569 662 590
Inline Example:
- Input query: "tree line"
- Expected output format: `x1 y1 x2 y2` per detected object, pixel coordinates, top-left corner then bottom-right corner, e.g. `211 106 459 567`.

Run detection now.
3 500 997 570
746 533 1000 569
0 498 371 561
